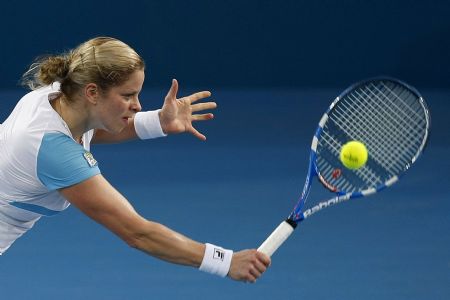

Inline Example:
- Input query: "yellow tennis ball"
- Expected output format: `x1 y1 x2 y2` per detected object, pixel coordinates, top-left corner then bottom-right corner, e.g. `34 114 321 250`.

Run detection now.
340 141 368 170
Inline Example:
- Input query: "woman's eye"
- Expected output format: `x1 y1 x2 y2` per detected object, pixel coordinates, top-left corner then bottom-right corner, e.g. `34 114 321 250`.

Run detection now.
123 92 138 101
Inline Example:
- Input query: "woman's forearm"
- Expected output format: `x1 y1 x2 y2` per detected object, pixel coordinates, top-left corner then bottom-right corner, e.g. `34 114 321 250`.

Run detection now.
126 220 205 267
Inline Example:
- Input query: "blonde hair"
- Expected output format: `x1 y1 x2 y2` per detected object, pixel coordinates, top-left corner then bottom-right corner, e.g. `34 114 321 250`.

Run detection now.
22 37 145 101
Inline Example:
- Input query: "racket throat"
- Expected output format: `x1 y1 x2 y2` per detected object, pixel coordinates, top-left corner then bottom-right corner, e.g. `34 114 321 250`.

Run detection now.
285 218 298 229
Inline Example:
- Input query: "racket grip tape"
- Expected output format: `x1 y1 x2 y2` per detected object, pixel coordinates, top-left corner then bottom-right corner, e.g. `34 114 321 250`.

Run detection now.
257 219 296 257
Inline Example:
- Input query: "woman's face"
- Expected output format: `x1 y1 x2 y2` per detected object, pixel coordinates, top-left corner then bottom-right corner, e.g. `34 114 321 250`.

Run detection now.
95 69 144 133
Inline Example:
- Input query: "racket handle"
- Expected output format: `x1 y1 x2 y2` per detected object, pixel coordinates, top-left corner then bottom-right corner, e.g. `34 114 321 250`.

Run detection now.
257 220 296 257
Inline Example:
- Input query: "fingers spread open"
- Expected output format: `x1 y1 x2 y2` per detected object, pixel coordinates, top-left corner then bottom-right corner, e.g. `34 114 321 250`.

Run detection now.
191 102 217 113
192 113 214 122
188 91 212 104
189 126 206 141
165 79 179 101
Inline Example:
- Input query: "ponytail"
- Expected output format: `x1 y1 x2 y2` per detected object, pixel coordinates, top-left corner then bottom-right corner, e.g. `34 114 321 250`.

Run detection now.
21 54 70 90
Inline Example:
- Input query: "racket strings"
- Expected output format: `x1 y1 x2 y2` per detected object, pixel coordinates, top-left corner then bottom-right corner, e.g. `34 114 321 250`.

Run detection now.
370 82 428 163
369 83 425 130
378 82 426 123
331 103 406 177
316 79 428 192
318 131 382 190
357 83 426 163
363 83 426 144
333 100 405 175
338 84 424 170
343 91 416 173
318 126 387 191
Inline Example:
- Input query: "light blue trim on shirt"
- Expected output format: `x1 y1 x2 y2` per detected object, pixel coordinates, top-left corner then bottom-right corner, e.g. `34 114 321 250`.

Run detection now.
9 202 60 216
37 132 100 190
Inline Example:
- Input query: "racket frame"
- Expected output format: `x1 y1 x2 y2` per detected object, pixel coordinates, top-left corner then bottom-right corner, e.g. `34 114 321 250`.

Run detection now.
258 77 430 257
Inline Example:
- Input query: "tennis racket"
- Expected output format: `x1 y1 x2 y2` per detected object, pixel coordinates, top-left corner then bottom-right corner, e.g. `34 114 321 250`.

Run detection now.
258 77 430 257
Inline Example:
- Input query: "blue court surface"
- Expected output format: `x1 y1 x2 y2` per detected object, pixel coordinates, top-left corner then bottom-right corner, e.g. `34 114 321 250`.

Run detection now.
0 87 449 300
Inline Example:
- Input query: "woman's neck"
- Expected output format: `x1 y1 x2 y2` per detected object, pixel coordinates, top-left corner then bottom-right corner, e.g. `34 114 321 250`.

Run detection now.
53 95 90 143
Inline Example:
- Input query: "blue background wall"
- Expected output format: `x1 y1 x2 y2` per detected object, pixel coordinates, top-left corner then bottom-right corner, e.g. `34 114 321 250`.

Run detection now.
1 1 449 300
1 0 449 89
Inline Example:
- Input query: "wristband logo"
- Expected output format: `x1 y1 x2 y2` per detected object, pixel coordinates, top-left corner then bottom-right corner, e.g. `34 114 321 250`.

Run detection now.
213 248 225 261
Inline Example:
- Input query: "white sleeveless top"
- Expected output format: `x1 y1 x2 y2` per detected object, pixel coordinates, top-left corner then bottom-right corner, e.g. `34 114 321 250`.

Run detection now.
0 83 100 254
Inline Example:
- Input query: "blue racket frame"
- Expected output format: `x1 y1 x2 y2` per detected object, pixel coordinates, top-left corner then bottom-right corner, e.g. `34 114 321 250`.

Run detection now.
288 77 430 224
258 77 430 257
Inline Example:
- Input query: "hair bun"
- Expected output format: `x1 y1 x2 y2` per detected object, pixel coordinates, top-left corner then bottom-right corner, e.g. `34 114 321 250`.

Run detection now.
38 55 70 85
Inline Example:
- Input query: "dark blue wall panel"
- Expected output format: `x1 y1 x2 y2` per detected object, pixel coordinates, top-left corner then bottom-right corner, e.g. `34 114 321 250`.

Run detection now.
0 0 449 89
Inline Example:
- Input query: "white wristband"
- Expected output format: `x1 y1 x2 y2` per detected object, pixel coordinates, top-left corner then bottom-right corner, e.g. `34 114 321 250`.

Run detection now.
199 243 233 277
134 110 167 139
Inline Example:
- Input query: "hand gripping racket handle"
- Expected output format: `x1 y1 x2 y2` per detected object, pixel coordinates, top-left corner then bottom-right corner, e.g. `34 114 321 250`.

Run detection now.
257 220 296 257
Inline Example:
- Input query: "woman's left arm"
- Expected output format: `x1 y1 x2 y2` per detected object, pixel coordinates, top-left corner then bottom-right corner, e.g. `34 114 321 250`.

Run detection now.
92 79 216 144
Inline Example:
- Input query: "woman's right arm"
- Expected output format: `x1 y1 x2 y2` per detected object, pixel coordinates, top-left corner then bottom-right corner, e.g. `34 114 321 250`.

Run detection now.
59 174 270 282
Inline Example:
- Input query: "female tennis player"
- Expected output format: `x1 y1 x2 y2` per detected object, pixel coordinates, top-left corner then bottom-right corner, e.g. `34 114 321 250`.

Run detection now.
0 37 270 283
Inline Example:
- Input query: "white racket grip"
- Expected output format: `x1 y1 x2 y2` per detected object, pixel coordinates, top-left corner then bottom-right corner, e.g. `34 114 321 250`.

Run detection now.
257 220 295 257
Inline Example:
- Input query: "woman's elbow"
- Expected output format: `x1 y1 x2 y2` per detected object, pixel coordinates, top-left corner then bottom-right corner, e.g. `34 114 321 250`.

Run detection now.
119 220 161 251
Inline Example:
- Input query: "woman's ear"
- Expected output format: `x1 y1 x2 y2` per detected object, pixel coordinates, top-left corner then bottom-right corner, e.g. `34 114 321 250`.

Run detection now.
85 83 99 105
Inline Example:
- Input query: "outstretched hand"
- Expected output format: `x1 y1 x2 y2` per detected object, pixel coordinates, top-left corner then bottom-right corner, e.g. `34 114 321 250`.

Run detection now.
159 79 217 140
